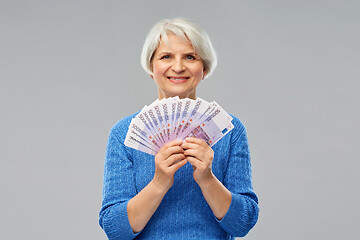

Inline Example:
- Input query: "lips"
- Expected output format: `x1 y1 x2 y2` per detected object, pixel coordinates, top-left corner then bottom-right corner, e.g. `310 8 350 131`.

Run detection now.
167 76 190 83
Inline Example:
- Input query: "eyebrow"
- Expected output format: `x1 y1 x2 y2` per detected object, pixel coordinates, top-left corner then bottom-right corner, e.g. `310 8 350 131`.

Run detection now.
156 51 171 56
156 51 197 56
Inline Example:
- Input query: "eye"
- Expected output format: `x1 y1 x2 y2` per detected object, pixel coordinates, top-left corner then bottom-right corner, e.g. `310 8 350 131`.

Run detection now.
186 55 196 60
160 55 170 60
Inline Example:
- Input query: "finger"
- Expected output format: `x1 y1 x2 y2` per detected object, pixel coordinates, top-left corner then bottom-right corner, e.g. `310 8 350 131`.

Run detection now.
184 137 207 146
164 139 183 148
166 153 186 166
186 156 201 168
159 145 184 160
169 158 188 173
180 141 199 150
165 145 184 155
183 149 200 158
158 139 183 158
184 147 210 162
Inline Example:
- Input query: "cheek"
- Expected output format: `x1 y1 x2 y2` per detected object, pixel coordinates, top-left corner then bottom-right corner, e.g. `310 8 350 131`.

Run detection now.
152 63 167 77
191 64 205 78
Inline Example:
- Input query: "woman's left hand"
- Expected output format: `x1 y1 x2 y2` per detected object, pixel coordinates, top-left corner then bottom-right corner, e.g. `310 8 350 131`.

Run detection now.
181 137 215 186
181 137 232 220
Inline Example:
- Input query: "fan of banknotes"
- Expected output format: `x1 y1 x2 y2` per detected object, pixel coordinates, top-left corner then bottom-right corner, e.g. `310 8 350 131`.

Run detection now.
124 97 234 155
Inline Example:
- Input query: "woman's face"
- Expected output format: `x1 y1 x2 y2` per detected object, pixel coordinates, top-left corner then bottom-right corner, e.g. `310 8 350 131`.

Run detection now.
151 33 205 100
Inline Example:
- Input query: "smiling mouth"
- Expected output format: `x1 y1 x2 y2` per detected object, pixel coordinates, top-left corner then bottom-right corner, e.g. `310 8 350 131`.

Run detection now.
167 76 190 82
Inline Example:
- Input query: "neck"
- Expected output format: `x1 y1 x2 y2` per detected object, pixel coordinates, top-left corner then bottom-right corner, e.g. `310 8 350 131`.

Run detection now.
158 89 196 100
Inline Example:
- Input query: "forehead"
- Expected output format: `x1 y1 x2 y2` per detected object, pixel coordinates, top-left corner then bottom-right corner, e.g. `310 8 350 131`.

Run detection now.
155 33 195 53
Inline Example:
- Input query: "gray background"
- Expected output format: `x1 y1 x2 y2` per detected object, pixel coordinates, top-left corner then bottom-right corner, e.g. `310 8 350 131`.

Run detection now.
1 0 359 239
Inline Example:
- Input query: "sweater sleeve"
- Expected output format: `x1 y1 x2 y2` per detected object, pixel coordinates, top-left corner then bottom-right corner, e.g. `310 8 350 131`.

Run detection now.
99 124 141 240
216 118 259 237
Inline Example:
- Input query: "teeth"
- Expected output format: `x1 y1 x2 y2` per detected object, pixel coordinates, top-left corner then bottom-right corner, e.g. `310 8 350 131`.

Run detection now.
169 77 187 80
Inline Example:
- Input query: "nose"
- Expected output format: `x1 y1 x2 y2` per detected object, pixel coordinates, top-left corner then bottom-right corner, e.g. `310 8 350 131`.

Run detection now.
171 58 185 73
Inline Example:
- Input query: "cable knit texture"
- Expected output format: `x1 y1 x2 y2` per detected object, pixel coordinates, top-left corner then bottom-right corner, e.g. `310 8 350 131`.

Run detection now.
99 112 259 239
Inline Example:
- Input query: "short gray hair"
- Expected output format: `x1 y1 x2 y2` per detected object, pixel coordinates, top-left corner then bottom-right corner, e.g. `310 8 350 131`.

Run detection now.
141 18 217 78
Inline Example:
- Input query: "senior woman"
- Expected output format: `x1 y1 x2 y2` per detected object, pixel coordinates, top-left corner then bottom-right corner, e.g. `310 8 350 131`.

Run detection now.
99 18 259 239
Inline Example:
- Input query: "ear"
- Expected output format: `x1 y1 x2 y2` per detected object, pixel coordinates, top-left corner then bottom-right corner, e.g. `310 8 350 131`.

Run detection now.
202 68 207 80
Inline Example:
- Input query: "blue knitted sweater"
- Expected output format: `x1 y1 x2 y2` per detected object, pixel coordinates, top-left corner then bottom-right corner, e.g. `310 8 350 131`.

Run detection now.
99 113 259 239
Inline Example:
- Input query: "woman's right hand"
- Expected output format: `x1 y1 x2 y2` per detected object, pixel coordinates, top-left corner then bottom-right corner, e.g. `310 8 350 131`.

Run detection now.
152 139 187 192
127 139 187 233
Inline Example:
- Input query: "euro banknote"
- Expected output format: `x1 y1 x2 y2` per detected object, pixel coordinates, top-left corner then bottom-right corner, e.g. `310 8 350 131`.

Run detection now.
124 97 234 155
